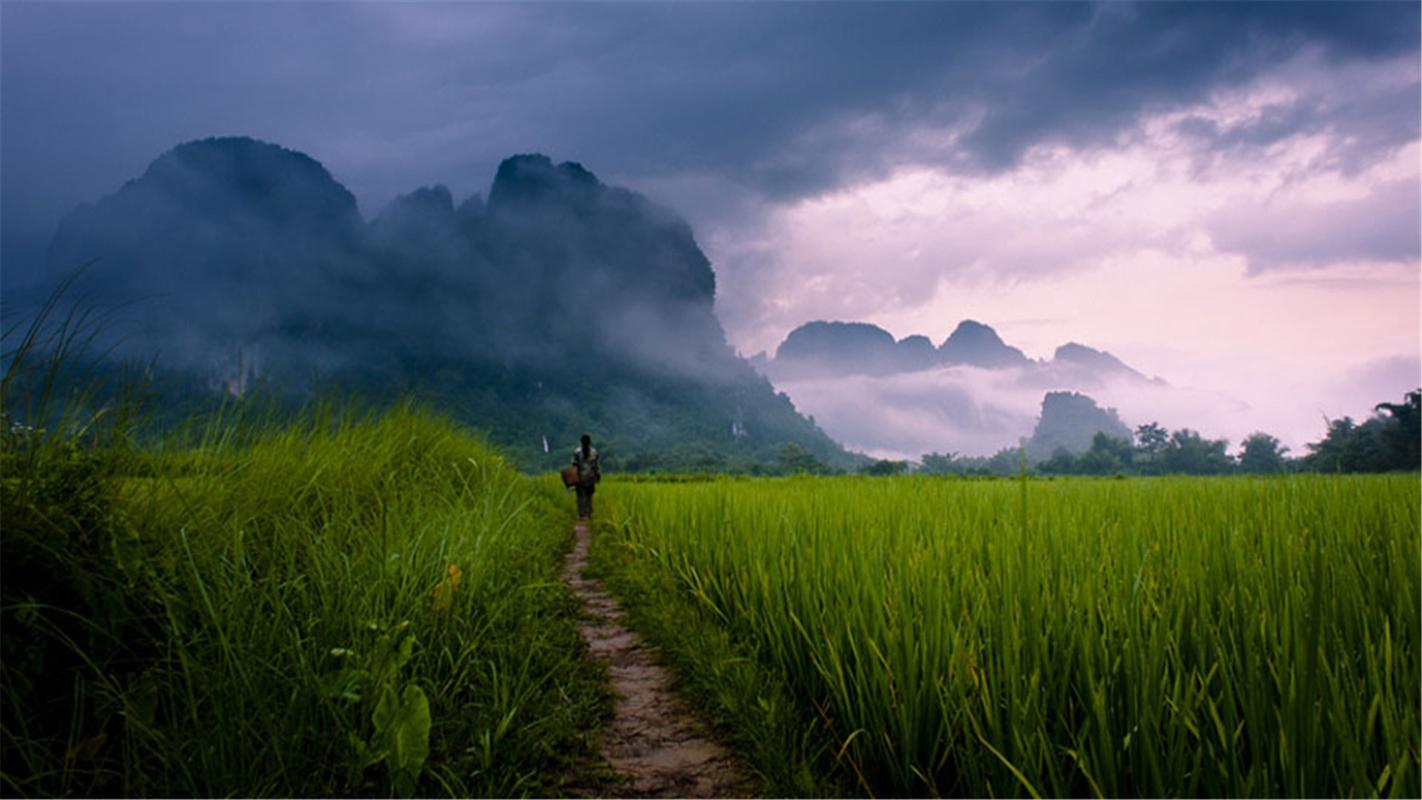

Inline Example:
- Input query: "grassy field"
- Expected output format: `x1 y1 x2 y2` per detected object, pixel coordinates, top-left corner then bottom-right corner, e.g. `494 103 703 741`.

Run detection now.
1 404 604 797
591 474 1420 798
4 382 1417 799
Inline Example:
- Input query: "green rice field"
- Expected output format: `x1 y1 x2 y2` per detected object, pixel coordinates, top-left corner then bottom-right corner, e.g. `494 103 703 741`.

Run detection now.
3 394 1417 797
593 474 1420 798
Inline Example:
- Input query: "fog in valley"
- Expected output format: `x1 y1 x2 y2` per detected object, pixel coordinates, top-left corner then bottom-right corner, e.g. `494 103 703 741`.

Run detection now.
772 356 1420 462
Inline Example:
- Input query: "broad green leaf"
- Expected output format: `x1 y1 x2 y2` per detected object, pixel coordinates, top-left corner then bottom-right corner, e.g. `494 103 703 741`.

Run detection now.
372 683 398 738
388 684 431 775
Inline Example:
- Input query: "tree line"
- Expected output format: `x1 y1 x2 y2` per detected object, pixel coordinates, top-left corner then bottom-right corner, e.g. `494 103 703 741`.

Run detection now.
915 389 1420 477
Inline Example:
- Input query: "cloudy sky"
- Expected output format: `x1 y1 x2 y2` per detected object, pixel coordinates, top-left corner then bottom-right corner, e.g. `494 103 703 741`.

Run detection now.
3 2 1418 451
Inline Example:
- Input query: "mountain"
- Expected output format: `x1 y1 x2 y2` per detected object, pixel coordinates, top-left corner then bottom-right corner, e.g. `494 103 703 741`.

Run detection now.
38 136 852 472
773 321 897 377
1046 342 1160 385
371 184 458 246
762 317 1151 385
896 335 939 372
1023 391 1133 461
474 154 725 369
770 321 950 379
47 138 366 366
938 319 1032 368
755 317 1173 461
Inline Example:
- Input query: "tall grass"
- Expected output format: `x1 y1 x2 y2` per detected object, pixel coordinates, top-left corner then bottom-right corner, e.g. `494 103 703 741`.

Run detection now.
595 474 1420 797
3 378 603 794
3 280 606 796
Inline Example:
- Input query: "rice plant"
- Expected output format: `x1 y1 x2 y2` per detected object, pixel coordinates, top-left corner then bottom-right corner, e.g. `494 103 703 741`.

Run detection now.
594 474 1420 798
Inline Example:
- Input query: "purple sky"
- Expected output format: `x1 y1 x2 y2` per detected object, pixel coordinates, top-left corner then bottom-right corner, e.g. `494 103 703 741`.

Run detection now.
3 2 1418 451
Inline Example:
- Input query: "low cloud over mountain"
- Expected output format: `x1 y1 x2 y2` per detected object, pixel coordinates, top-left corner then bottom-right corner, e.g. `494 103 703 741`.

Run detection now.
754 318 1274 461
47 140 727 374
30 136 1410 468
37 136 847 471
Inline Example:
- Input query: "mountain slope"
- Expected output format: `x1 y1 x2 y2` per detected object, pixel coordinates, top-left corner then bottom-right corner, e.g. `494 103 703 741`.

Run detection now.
938 320 1032 368
1023 391 1134 461
41 136 851 471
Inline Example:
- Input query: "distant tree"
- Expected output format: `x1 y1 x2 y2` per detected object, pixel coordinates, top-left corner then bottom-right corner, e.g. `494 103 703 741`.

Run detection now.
984 446 1026 476
860 458 909 476
1298 389 1421 473
1305 417 1380 473
1078 432 1134 475
777 441 829 475
1037 447 1079 475
1375 389 1421 470
1238 432 1289 474
921 454 955 471
682 443 729 472
1161 429 1234 475
919 451 960 475
1134 422 1169 473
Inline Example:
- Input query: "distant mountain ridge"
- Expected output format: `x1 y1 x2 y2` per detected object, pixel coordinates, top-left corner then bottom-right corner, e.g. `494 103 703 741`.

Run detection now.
751 317 1172 461
939 320 1032 369
763 318 1161 387
40 136 851 472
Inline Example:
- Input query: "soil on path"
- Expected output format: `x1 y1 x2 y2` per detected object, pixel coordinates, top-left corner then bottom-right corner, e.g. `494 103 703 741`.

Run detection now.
560 520 756 799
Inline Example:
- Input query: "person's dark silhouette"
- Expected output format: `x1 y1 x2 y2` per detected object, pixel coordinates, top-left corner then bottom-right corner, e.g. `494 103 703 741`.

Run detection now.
572 434 601 520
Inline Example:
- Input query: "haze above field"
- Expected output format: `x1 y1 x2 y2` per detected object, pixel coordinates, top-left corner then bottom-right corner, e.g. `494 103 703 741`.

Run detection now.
3 2 1418 455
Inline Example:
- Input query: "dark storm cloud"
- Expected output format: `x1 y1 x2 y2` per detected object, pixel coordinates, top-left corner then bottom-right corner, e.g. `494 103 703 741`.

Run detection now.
956 3 1420 169
3 1 1417 286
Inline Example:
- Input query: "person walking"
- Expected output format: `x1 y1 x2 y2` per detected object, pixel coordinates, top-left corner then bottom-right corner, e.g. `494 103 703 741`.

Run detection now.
572 434 601 520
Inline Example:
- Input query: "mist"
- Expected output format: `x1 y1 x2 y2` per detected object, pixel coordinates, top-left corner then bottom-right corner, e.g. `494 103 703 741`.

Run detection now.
770 353 1420 463
6 136 856 472
27 140 739 389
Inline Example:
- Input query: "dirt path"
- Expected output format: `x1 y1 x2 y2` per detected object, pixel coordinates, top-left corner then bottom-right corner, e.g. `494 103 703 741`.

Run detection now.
560 520 756 798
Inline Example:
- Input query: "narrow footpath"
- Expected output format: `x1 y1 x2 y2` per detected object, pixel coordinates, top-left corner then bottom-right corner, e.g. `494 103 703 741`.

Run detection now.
560 520 756 798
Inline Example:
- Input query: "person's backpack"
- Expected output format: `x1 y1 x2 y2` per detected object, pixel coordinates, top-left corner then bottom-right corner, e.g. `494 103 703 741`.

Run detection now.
575 448 599 485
